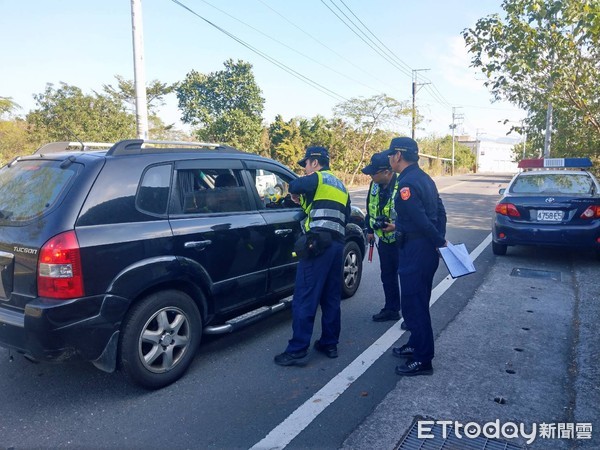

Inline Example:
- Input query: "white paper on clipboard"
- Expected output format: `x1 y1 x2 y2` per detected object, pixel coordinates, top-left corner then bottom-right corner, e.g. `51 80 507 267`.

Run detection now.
439 242 476 278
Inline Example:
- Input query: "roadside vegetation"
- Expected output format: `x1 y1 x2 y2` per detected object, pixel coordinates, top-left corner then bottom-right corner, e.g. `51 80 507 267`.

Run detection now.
463 0 600 172
3 0 597 180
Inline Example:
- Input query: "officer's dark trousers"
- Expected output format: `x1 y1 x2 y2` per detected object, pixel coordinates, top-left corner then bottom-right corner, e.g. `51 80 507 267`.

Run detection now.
286 240 344 353
397 238 439 363
377 240 400 312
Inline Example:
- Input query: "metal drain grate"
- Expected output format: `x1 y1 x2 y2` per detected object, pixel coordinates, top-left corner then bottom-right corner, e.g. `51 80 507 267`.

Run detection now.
396 420 525 450
510 267 561 281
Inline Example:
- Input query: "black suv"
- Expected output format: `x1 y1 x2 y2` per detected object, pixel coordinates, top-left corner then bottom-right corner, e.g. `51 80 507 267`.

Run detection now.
0 140 366 389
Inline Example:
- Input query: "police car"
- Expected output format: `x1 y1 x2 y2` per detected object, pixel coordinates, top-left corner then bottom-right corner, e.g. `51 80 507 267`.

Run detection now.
492 157 600 259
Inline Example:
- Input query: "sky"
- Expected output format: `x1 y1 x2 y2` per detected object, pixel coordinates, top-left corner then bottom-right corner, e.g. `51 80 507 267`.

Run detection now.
1 0 525 144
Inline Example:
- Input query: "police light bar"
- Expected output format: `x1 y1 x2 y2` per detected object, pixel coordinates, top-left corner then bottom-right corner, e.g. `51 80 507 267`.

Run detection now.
518 158 593 169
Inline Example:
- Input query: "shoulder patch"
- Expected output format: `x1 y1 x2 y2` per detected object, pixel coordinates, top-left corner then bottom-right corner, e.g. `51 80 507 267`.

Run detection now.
400 187 411 200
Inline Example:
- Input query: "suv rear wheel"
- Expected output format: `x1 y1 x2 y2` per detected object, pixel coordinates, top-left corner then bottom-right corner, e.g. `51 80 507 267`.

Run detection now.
119 290 202 389
341 241 362 299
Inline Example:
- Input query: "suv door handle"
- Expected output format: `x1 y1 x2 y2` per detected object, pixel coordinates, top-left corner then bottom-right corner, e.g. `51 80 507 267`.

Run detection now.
184 240 212 250
274 229 293 236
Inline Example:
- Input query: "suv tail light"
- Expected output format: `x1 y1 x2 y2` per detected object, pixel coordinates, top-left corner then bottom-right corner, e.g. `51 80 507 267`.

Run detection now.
38 231 84 299
495 203 521 217
580 205 600 219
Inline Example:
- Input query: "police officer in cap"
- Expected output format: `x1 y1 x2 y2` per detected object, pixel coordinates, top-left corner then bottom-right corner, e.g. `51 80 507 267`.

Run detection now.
386 137 447 376
362 152 402 323
274 146 351 366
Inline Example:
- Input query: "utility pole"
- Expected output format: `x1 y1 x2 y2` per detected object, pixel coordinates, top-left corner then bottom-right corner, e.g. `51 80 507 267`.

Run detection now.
450 107 463 176
521 120 527 160
543 102 552 157
411 69 430 140
475 128 486 174
131 0 149 140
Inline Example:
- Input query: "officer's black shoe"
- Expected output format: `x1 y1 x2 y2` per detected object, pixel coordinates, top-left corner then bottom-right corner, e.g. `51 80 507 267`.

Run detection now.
372 310 400 322
274 350 309 366
314 340 338 358
392 344 415 358
395 359 433 376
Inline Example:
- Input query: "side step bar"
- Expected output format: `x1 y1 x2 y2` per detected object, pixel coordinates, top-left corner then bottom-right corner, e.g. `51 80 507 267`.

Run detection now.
204 297 292 335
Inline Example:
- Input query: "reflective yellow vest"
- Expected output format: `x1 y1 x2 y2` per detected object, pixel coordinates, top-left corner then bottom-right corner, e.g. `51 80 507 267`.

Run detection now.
367 179 398 243
300 170 349 238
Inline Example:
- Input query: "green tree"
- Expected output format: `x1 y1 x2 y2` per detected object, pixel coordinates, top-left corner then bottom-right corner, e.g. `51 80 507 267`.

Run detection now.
463 0 600 158
267 115 304 168
103 75 174 113
26 82 135 144
102 75 181 139
0 97 21 118
176 59 265 151
418 135 474 175
298 115 334 149
0 119 30 165
333 94 411 184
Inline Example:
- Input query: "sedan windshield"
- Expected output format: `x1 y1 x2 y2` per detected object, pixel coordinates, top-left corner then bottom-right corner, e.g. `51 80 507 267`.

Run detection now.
510 173 595 195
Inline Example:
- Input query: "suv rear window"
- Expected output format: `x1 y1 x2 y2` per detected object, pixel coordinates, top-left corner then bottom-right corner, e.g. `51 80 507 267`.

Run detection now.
0 160 78 223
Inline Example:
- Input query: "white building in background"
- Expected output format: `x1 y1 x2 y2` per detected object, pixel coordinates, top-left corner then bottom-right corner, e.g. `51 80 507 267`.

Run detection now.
457 136 520 174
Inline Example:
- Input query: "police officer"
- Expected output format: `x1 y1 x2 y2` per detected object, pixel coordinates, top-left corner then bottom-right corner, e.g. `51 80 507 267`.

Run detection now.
274 146 351 366
386 137 447 376
362 152 401 322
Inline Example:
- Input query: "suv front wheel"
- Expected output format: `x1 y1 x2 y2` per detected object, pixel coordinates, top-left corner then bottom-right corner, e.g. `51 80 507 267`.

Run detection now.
119 290 202 389
341 241 362 299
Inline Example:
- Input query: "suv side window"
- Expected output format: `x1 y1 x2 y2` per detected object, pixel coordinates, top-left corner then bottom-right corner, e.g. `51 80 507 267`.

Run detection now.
137 164 172 215
250 168 298 209
171 168 251 214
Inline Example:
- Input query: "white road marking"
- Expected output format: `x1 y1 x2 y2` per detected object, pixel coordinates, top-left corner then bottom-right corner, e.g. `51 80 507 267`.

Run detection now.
251 233 493 449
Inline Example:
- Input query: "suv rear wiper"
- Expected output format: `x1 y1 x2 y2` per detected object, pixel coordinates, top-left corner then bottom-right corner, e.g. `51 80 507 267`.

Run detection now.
0 210 13 219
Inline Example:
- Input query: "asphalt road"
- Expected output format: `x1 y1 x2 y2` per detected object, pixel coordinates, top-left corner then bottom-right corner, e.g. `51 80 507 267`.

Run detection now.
1 173 596 449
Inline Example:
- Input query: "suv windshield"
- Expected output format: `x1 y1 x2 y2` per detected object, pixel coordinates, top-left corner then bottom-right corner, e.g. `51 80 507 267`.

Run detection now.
0 160 78 223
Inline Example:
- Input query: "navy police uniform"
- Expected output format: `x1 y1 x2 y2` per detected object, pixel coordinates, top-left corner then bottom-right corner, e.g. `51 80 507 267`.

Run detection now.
275 147 350 365
387 137 446 375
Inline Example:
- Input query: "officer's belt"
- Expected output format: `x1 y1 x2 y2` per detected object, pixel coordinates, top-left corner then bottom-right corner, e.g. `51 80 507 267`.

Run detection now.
396 231 424 241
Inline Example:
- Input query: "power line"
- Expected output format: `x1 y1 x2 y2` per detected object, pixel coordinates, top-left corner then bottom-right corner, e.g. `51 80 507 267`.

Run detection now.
336 0 413 74
255 0 399 93
169 0 347 102
332 0 457 112
196 0 383 95
320 0 412 78
323 0 456 116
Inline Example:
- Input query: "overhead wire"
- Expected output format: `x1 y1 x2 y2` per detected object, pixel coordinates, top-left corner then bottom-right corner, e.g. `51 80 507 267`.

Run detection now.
195 0 383 95
335 0 414 75
324 0 459 127
331 0 457 115
320 0 413 79
169 0 347 102
255 0 400 93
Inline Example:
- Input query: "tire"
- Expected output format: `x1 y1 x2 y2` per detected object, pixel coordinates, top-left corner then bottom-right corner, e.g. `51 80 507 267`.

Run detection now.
341 241 363 299
492 241 508 256
119 290 202 390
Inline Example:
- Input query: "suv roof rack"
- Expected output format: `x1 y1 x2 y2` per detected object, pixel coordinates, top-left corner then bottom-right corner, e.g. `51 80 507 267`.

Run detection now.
34 141 114 155
106 139 238 156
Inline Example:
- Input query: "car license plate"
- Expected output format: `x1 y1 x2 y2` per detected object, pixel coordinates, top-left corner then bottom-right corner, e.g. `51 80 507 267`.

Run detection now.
537 210 564 221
